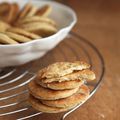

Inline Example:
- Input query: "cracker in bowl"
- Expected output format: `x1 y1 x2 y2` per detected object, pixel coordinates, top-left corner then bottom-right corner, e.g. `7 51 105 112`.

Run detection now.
0 33 18 44
35 5 52 17
0 21 11 32
19 21 57 37
0 2 58 45
7 27 41 39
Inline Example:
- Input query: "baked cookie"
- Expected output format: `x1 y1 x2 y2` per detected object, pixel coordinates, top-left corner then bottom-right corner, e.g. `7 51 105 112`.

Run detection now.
17 3 32 19
0 33 18 44
7 28 41 39
39 69 96 83
0 3 19 23
36 79 84 90
0 3 58 45
41 84 89 108
5 32 32 43
28 80 79 100
25 6 37 18
0 2 11 23
20 22 57 37
17 16 56 26
0 2 10 14
10 3 19 24
0 21 11 32
37 61 90 79
29 94 74 113
35 5 52 17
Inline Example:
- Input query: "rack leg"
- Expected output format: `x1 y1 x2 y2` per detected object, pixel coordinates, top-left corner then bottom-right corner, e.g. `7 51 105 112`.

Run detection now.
60 108 76 120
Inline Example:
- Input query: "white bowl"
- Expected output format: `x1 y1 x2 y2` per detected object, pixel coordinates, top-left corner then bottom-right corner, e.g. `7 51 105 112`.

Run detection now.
0 0 77 68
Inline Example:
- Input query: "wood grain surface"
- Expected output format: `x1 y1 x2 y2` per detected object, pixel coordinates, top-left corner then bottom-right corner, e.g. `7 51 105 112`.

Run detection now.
64 0 120 120
0 0 120 120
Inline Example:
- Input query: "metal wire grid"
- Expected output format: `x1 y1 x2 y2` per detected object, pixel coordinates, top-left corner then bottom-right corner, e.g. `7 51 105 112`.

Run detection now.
0 33 105 120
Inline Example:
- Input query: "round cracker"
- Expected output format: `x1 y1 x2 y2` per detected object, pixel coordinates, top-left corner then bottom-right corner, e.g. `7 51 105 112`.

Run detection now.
37 61 90 79
0 2 10 14
40 69 96 83
41 84 89 108
0 3 19 23
25 6 37 17
10 3 19 24
36 79 84 90
35 5 52 17
0 2 11 23
7 28 41 39
20 22 57 37
0 33 18 44
28 80 79 100
18 3 32 19
29 94 74 113
0 21 11 32
5 32 32 43
17 16 56 26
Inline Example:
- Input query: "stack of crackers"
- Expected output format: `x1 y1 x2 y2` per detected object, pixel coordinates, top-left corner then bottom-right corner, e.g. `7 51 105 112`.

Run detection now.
28 61 96 113
0 2 57 44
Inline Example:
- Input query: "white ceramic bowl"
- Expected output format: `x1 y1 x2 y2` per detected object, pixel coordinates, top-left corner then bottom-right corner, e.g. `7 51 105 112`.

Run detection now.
0 0 77 68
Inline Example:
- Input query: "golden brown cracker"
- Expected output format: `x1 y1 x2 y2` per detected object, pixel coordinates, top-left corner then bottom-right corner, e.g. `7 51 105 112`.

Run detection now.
25 6 37 17
0 2 10 14
7 27 41 39
28 80 79 100
18 3 32 19
10 3 19 24
41 69 96 83
20 22 57 37
0 33 18 44
36 79 84 90
41 84 90 108
35 5 52 17
29 94 74 113
17 16 56 26
0 21 11 32
5 32 32 43
37 61 90 79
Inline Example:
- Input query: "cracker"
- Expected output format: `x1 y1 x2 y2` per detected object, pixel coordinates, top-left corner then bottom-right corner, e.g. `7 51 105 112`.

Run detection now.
0 33 18 44
36 79 84 90
0 2 19 24
28 80 79 100
17 16 56 26
37 61 90 79
0 2 10 14
18 3 32 19
29 94 74 113
5 32 32 43
1 3 19 23
41 84 89 108
7 28 41 39
0 21 11 32
40 69 96 83
25 6 37 17
0 2 11 23
10 3 19 24
20 22 57 37
35 5 52 17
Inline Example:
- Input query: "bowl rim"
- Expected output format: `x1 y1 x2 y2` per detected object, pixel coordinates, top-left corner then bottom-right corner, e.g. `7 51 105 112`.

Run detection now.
0 0 77 48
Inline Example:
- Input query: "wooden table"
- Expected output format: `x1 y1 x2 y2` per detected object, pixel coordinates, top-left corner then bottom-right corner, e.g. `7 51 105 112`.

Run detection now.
0 0 120 120
64 0 120 120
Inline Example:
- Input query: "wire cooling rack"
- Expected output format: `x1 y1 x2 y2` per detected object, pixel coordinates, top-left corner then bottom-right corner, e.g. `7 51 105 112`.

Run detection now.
0 33 105 120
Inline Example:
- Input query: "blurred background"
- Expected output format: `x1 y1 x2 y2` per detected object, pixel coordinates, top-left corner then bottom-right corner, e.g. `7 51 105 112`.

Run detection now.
63 0 120 120
0 0 119 120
